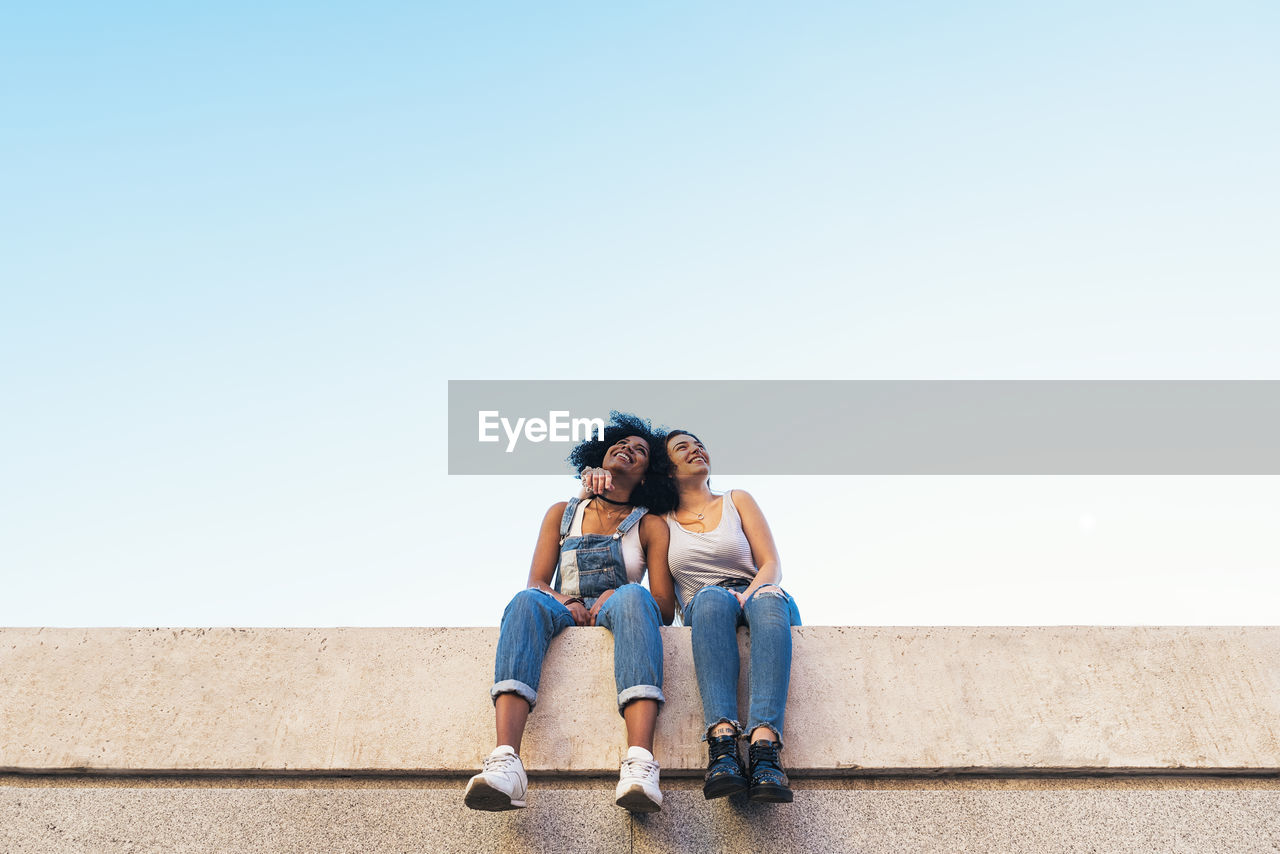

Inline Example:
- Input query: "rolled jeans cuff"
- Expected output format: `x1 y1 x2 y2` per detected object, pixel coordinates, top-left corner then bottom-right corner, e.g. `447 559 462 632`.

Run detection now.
492 679 538 711
617 684 665 715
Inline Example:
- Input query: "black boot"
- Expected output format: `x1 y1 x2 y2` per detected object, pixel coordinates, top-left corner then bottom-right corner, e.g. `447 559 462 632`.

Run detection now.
703 734 748 799
747 739 793 803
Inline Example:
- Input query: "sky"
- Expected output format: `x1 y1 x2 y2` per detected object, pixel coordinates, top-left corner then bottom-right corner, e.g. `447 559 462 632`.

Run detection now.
3 1 1278 627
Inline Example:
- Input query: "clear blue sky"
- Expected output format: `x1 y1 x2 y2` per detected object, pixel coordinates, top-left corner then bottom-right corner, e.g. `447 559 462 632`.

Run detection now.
3 2 1278 626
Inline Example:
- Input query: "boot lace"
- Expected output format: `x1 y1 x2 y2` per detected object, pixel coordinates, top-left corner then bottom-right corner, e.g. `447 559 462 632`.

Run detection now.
749 740 784 778
709 735 740 764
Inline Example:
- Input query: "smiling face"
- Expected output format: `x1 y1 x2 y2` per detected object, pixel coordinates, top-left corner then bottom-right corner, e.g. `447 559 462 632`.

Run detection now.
602 435 651 479
666 431 710 478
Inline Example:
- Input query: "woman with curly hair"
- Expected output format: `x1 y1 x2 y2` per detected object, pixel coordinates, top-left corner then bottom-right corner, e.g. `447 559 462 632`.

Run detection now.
464 413 677 814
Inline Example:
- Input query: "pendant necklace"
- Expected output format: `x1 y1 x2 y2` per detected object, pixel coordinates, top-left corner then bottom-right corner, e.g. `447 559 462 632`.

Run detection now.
594 498 626 534
687 494 716 522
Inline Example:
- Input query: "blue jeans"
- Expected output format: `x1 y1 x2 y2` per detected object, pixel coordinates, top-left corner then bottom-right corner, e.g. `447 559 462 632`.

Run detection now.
683 583 801 742
491 584 666 715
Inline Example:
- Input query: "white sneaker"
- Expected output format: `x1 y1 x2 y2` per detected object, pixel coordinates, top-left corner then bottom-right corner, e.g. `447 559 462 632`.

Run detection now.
615 746 662 813
464 745 528 811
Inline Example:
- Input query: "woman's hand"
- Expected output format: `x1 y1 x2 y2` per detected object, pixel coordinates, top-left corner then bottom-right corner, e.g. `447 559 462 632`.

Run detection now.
565 598 591 627
587 588 614 626
731 589 749 608
580 466 612 496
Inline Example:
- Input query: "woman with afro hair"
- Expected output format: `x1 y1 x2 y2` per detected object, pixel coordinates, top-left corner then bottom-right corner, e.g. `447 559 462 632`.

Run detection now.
464 412 677 814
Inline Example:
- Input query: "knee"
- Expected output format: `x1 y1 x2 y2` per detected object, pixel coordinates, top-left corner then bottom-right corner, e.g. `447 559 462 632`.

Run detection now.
608 583 654 608
603 584 658 619
689 585 739 621
743 585 791 619
747 584 787 603
503 587 552 620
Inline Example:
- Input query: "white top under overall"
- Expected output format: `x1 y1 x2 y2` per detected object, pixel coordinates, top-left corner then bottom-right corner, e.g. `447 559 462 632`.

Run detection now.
568 497 648 584
664 490 757 614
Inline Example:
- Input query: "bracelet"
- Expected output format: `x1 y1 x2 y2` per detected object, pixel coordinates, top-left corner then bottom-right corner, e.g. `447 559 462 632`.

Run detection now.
563 597 585 608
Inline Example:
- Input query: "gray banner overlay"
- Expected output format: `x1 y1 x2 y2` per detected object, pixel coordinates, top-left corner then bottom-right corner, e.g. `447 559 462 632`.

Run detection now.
448 381 1279 474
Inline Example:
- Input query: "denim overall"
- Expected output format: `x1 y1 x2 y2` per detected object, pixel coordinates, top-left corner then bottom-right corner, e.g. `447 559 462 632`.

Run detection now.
552 497 648 607
491 498 666 714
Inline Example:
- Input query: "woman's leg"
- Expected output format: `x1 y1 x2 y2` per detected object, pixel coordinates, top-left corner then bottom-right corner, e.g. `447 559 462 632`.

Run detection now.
596 584 666 812
686 585 750 799
685 585 744 737
493 695 530 753
621 699 658 750
594 583 665 746
740 585 801 803
467 588 574 811
491 588 574 751
741 585 801 744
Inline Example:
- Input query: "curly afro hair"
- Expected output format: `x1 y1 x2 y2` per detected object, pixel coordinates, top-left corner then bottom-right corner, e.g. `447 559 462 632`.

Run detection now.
566 411 676 514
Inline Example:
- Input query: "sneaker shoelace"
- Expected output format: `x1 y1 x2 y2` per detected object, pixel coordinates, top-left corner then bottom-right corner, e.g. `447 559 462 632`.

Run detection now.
620 757 659 783
483 753 519 773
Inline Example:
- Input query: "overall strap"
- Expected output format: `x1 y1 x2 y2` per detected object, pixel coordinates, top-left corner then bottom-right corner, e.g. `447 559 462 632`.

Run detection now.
558 497 582 544
614 505 649 537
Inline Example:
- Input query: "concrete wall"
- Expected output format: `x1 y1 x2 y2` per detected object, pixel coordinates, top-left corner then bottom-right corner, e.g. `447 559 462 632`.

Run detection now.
3 627 1280 852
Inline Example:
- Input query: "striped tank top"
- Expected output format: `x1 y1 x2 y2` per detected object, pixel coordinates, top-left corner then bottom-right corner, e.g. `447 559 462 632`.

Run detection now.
665 490 757 616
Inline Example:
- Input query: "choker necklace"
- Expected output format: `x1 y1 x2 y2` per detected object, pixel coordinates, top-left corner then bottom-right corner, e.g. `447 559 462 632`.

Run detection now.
594 493 631 506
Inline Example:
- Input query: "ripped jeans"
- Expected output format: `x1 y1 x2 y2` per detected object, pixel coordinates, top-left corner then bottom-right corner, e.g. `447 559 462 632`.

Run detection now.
682 582 801 743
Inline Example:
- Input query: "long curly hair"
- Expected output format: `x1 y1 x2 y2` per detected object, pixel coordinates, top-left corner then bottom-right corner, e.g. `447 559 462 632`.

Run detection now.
566 411 676 514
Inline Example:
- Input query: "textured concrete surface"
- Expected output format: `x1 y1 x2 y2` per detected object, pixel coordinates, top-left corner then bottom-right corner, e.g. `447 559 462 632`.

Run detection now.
2 778 1279 854
0 783 628 854
633 784 1280 854
3 627 1280 774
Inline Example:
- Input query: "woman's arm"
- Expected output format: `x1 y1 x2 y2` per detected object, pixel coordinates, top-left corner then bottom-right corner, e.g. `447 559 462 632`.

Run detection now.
639 515 676 625
525 501 590 626
732 490 782 603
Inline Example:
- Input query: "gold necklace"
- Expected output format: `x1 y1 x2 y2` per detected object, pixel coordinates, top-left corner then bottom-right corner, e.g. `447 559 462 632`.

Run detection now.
681 494 717 522
593 498 628 532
